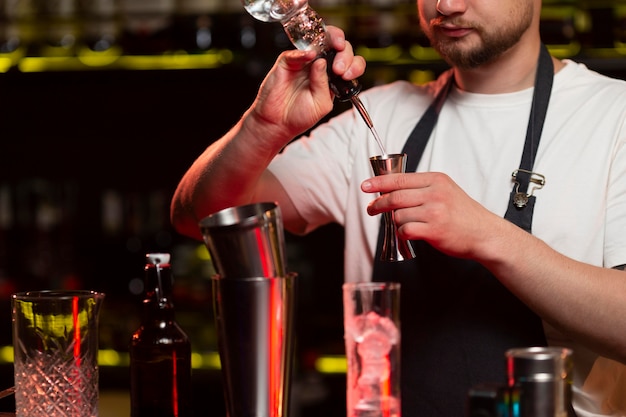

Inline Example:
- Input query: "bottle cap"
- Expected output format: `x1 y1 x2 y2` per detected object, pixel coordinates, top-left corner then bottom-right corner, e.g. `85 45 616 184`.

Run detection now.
147 253 170 265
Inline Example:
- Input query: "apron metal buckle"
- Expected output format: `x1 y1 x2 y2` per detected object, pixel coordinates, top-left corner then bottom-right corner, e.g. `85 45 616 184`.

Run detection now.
512 169 546 208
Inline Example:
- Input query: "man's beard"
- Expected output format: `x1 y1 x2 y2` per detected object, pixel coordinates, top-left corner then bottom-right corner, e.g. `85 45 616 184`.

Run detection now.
422 6 533 69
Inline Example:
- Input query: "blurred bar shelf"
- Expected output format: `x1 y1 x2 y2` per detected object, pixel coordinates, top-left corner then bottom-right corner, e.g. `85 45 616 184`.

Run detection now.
0 48 233 73
3 45 626 76
1 0 626 76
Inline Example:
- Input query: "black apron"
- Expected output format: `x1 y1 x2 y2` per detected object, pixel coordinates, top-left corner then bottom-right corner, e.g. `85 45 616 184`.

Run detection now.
372 45 554 417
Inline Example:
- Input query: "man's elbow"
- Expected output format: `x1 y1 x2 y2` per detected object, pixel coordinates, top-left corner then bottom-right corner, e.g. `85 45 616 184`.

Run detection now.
170 203 203 241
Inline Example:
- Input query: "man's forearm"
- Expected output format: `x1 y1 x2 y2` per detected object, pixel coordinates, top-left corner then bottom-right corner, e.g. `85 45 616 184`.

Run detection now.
482 221 626 363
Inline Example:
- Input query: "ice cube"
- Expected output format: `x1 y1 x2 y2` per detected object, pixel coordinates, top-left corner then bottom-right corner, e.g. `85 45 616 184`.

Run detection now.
358 330 392 359
358 357 390 382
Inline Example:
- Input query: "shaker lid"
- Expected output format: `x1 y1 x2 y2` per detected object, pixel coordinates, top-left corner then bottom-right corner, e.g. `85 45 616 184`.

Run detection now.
505 347 573 382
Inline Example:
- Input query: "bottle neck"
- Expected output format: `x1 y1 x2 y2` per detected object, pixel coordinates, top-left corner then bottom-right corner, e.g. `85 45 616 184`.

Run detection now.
143 263 176 317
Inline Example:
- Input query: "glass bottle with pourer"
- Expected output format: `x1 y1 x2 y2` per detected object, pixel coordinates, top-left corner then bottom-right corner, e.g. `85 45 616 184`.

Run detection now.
130 253 193 417
242 0 387 155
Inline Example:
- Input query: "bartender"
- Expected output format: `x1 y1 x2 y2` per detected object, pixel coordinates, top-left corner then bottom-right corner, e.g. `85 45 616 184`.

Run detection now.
170 0 626 415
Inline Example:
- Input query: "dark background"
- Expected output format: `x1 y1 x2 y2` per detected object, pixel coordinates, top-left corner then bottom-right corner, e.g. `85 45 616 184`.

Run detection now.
0 66 350 416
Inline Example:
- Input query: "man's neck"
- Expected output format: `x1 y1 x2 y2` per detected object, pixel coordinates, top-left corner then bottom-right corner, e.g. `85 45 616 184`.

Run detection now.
452 40 563 94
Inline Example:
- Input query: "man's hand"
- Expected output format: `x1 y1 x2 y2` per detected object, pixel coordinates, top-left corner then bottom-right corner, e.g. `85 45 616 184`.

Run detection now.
362 171 507 261
244 26 367 147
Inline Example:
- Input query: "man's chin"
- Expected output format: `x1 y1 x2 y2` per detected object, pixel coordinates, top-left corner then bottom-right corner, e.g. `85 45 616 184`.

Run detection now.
434 39 487 69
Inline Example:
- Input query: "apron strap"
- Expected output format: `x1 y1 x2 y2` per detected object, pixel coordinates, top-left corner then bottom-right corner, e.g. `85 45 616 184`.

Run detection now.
503 44 554 232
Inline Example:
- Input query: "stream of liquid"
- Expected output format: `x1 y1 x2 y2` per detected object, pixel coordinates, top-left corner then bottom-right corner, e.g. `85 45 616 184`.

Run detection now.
351 95 387 155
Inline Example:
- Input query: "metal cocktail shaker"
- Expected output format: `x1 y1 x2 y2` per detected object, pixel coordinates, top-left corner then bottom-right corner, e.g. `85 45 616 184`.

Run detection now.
200 202 287 279
200 202 296 417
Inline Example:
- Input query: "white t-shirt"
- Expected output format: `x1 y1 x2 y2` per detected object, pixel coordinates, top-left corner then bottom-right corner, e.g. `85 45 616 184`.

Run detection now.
268 60 626 416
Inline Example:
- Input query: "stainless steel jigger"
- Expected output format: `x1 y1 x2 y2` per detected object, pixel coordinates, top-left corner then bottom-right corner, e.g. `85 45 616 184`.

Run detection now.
370 153 416 262
199 202 295 417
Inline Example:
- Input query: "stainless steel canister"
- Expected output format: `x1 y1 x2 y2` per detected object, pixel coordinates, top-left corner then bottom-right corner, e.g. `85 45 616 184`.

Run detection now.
505 347 574 417
212 274 296 417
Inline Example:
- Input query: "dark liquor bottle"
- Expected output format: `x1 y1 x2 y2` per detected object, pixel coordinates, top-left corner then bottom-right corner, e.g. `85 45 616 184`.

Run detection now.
130 253 193 417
